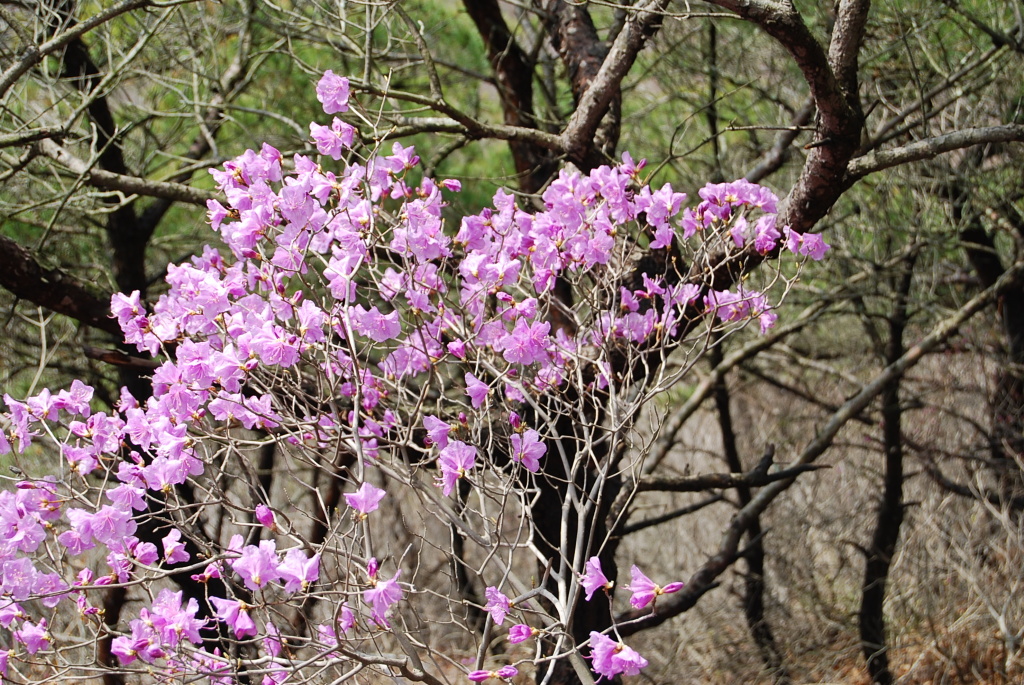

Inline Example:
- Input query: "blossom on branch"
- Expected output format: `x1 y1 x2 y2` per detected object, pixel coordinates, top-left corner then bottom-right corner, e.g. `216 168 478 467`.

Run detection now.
510 429 547 472
589 631 648 679
581 556 614 601
468 666 518 682
345 482 387 518
0 65 827 684
316 70 351 113
624 565 684 610
437 441 478 496
364 559 403 626
484 586 511 625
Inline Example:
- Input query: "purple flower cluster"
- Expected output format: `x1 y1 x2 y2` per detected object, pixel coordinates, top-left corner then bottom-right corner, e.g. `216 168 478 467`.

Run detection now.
111 589 204 663
0 69 829 682
575 557 685 676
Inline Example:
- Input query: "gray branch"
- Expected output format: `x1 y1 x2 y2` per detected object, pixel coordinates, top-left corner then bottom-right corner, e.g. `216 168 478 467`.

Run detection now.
847 125 1024 178
38 139 215 206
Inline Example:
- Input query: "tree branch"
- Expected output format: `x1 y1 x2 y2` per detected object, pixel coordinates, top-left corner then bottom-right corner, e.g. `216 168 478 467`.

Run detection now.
37 138 216 206
709 0 848 132
938 0 1024 52
559 0 671 162
137 0 257 235
924 462 1024 510
0 234 119 336
619 495 725 536
638 463 825 493
847 125 1024 179
828 0 872 98
0 127 65 149
644 299 830 475
744 100 814 183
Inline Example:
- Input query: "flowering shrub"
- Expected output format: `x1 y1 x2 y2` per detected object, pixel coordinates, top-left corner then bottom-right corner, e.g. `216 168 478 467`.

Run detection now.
0 71 826 682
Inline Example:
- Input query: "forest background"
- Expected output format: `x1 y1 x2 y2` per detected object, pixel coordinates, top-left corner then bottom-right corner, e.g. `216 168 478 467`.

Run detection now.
2 1 1024 683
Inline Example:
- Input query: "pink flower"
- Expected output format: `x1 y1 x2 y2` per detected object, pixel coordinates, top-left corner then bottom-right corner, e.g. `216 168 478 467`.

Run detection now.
278 548 320 593
386 141 419 171
423 415 451 449
339 603 355 634
801 232 830 260
364 560 403 626
255 504 276 530
132 539 159 565
111 630 163 665
436 440 477 496
345 482 386 518
210 597 257 638
784 227 830 261
753 215 780 254
510 429 546 472
508 624 535 643
54 379 93 417
447 339 467 359
619 151 646 178
162 528 191 565
624 565 683 610
191 562 222 583
589 631 648 679
468 666 518 682
498 318 550 366
264 622 282 658
15 618 51 654
310 117 356 160
231 540 282 591
351 305 401 342
147 588 204 648
465 372 490 408
581 556 613 601
484 586 511 625
316 70 350 114
318 623 339 650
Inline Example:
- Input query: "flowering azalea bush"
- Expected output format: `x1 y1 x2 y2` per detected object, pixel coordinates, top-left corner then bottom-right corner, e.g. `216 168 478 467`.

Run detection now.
0 71 826 683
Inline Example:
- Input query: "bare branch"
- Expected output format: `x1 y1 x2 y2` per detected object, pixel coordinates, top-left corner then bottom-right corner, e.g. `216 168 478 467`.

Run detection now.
866 46 1003 146
939 0 1024 52
708 0 849 132
744 100 814 183
0 127 65 149
638 463 826 493
0 234 119 336
464 0 554 191
82 346 160 369
925 462 1024 510
619 495 725 536
708 0 863 233
847 125 1024 178
37 139 216 206
644 299 830 475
